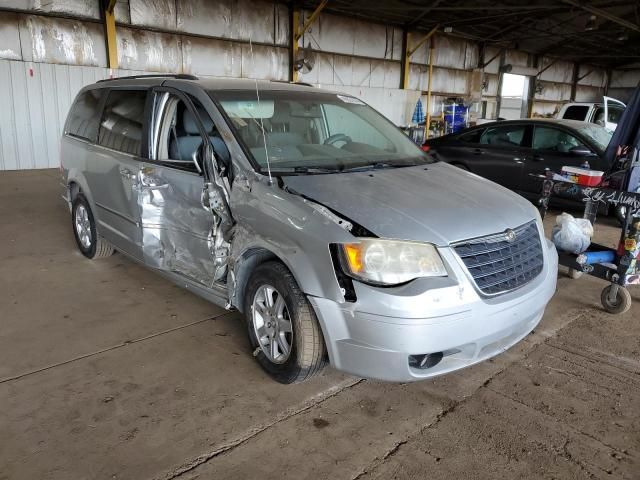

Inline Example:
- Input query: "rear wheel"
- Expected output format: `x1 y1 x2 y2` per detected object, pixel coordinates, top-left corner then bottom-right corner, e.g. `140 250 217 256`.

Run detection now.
71 193 114 259
244 261 326 383
600 284 632 314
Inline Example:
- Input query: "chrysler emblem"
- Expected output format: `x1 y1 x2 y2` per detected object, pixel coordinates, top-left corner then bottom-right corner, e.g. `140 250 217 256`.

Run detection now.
504 229 517 242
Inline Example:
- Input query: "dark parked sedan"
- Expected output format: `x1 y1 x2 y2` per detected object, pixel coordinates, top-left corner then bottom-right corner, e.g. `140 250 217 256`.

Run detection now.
423 119 613 203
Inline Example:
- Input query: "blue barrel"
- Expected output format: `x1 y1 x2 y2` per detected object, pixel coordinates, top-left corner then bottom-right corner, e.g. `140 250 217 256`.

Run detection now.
444 103 468 134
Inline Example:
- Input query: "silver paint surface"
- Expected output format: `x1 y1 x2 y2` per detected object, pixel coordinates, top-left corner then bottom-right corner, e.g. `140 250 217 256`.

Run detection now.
282 162 537 246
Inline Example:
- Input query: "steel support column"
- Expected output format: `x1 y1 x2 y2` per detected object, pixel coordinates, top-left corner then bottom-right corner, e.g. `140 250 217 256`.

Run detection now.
424 38 435 139
291 0 327 82
401 25 439 89
103 0 118 69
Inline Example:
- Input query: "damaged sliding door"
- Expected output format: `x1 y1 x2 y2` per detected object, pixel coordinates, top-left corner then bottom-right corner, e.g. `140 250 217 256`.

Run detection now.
138 88 232 288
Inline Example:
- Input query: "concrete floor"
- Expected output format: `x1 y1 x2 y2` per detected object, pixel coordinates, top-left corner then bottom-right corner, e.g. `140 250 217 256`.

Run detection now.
0 169 638 480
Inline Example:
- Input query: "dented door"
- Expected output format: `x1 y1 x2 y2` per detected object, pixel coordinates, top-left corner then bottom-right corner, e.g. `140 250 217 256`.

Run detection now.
138 163 219 286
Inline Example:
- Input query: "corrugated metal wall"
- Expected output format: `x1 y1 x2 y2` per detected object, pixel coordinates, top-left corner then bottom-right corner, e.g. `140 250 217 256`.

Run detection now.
0 60 155 170
0 0 639 170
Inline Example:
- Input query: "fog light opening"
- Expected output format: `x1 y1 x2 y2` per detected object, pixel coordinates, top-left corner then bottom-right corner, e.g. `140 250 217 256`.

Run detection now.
409 352 444 370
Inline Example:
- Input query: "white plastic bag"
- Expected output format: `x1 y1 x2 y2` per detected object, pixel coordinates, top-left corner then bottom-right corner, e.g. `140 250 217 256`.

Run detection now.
551 213 593 254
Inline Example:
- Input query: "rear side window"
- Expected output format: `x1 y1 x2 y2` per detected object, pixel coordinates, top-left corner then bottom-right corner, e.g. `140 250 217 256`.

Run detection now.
480 125 526 147
65 90 103 142
562 105 589 121
457 129 483 143
98 90 147 156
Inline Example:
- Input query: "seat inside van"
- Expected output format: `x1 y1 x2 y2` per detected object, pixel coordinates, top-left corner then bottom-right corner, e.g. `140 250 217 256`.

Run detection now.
168 106 231 169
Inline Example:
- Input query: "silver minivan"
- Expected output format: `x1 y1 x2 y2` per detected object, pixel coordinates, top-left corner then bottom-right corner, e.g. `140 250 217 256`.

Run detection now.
61 75 558 383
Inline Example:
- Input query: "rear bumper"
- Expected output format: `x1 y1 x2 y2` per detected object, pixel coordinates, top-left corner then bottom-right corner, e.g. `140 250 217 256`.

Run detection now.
309 238 558 382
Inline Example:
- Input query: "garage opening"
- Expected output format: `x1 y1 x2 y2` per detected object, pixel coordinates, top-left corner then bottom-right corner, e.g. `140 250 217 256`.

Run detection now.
499 73 529 120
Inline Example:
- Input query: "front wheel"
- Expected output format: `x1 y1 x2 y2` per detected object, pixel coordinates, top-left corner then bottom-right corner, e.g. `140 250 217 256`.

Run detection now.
600 285 632 314
244 261 326 383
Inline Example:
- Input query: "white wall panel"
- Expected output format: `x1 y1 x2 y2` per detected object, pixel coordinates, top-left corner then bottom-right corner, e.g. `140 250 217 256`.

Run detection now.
117 27 182 72
574 84 603 102
303 11 397 60
483 46 501 75
0 59 157 170
0 0 99 18
611 69 640 88
411 34 477 69
535 82 571 102
239 43 288 80
0 13 23 60
538 57 573 84
607 88 634 103
19 15 106 66
578 65 606 87
130 0 177 30
505 49 530 68
177 0 289 45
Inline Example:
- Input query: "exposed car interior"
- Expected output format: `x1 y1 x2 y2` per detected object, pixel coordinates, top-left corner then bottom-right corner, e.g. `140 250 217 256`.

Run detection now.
157 95 231 173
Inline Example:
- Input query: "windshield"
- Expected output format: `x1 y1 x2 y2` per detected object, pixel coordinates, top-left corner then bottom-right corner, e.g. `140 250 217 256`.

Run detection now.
211 90 431 173
573 123 613 151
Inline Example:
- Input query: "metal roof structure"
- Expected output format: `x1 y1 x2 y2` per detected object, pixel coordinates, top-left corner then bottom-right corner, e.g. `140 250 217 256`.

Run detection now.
294 0 640 68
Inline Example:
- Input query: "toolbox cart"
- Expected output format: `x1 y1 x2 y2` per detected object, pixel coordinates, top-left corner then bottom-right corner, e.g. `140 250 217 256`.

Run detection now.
538 171 640 314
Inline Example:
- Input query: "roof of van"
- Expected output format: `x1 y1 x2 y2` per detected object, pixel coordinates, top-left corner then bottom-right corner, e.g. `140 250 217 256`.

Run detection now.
92 75 322 93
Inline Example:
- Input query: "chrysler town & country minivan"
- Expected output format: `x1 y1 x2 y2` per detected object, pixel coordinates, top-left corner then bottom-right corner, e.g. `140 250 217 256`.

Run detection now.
61 75 558 383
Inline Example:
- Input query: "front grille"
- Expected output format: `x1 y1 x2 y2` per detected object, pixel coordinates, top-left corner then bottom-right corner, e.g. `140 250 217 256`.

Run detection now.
453 220 544 296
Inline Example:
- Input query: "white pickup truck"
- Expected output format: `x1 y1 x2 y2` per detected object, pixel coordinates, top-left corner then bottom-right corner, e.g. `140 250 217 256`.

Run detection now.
556 96 626 132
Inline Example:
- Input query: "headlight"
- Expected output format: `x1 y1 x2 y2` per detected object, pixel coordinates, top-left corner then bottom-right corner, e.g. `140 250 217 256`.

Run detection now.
338 239 447 286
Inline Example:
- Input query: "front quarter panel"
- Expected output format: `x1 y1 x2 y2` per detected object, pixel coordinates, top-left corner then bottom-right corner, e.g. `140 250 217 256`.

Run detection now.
229 176 356 304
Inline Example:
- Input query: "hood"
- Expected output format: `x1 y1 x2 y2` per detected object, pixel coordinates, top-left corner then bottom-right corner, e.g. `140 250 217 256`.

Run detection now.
282 163 537 246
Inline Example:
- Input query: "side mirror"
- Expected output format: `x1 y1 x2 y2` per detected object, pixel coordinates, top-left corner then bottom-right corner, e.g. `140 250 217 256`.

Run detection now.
569 146 594 156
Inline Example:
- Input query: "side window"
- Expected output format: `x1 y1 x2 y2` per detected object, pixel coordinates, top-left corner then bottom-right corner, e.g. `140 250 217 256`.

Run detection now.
65 89 103 142
457 129 483 144
98 90 147 156
479 125 526 147
323 104 393 150
533 127 583 153
593 107 605 126
562 105 589 121
154 93 230 173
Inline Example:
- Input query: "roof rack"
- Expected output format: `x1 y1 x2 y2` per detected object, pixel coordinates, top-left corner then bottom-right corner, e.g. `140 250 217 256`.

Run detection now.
97 74 199 83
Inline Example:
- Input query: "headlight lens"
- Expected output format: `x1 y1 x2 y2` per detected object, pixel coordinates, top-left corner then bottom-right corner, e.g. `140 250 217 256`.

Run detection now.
339 239 447 285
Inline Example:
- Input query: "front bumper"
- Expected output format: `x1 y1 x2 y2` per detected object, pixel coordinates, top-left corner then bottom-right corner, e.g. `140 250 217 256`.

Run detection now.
309 238 558 382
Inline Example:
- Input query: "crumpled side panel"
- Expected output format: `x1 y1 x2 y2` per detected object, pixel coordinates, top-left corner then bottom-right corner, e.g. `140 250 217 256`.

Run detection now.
138 165 220 286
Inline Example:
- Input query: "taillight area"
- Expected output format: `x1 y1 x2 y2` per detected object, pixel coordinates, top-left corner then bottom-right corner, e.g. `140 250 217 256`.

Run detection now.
421 144 430 152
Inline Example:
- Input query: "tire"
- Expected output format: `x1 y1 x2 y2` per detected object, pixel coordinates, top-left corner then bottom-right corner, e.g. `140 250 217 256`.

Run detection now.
244 261 326 383
600 285 632 314
71 193 114 259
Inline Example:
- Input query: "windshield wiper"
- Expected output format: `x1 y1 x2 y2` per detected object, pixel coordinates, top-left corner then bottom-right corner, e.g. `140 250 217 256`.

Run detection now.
341 162 420 173
266 166 342 175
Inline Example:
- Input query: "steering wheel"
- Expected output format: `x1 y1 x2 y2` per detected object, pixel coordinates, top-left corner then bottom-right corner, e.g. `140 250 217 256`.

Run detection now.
324 133 352 146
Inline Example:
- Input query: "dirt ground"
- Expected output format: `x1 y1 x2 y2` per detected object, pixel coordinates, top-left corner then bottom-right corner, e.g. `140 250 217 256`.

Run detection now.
0 169 638 480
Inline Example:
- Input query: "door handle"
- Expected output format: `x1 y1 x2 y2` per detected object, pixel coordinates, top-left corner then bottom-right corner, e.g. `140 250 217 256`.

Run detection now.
473 148 484 155
513 157 523 164
532 154 544 162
